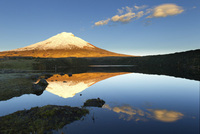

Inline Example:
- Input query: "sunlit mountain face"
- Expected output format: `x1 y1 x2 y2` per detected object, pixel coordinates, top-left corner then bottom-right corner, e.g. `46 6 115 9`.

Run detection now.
45 72 128 98
0 32 131 58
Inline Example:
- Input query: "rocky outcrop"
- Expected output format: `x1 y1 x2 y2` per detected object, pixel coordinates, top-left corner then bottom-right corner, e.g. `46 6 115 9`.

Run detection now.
32 78 48 95
83 98 105 107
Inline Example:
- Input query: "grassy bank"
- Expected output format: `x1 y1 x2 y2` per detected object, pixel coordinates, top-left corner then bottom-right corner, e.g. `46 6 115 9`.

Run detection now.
0 57 89 70
0 59 38 70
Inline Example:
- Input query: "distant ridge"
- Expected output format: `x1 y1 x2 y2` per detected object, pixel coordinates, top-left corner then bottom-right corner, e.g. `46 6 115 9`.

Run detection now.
0 32 132 58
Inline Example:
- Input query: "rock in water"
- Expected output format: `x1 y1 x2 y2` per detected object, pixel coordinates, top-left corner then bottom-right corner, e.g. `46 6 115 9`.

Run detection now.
83 98 105 107
32 79 48 95
37 78 48 87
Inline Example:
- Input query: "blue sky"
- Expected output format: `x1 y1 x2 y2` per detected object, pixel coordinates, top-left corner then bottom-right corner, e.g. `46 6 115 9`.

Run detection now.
0 0 199 56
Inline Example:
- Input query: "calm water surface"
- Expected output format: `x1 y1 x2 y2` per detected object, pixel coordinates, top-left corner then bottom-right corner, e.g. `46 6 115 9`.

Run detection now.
0 70 199 134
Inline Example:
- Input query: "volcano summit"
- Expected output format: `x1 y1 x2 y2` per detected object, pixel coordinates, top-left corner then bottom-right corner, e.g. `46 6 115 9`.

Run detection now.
0 32 130 58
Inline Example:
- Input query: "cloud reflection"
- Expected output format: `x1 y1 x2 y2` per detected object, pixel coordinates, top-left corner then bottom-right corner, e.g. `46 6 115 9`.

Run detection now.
148 109 184 122
103 104 184 122
103 104 147 121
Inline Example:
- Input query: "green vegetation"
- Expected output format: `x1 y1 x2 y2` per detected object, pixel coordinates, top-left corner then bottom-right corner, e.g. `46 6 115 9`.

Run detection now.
0 59 38 70
86 49 200 81
33 57 89 70
0 76 34 101
0 57 89 71
86 49 200 68
0 105 89 134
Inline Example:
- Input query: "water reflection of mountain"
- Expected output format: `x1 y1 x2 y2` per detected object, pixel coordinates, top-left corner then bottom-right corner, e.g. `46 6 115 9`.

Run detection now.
45 72 128 98
0 67 129 101
0 64 199 101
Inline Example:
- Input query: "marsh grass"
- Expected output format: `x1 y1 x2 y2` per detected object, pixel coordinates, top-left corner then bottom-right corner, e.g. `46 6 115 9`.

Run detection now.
0 59 38 70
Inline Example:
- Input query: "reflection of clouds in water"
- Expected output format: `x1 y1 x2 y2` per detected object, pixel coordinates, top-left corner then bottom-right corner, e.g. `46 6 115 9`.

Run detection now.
113 106 136 121
103 104 184 122
148 109 184 122
103 104 147 121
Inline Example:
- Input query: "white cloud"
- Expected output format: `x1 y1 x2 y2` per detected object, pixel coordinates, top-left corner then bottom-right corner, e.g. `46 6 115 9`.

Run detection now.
134 5 140 10
111 12 136 22
134 5 148 10
125 6 134 12
145 8 153 15
94 18 110 26
117 8 124 14
95 6 144 26
94 4 184 27
111 8 145 23
147 4 184 18
136 11 144 18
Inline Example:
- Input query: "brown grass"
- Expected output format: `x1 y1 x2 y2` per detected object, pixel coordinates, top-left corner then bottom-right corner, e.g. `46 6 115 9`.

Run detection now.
0 47 133 58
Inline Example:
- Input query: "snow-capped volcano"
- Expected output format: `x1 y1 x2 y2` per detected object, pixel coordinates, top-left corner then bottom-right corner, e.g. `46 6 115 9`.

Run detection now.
12 32 95 51
0 32 131 58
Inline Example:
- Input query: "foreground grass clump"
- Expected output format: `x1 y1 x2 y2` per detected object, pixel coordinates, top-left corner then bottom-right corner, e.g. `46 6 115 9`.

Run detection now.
0 105 89 134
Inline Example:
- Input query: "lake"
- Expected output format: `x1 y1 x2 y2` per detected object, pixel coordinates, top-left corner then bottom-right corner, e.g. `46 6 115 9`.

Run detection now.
0 67 199 134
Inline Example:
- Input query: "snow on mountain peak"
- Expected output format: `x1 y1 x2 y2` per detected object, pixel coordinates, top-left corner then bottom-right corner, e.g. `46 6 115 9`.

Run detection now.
55 32 75 37
12 32 95 51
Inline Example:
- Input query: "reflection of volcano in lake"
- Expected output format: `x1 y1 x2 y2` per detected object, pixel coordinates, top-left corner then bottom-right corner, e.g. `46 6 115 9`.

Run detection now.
45 72 128 98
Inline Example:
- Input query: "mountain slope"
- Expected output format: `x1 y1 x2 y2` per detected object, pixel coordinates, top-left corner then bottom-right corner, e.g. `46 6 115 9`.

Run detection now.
0 32 132 58
11 32 94 51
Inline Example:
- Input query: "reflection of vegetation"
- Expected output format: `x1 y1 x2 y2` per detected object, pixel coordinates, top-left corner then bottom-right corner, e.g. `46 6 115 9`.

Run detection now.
0 73 51 101
0 105 89 134
0 77 33 101
0 73 52 101
87 49 200 81
103 104 184 122
84 98 105 107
